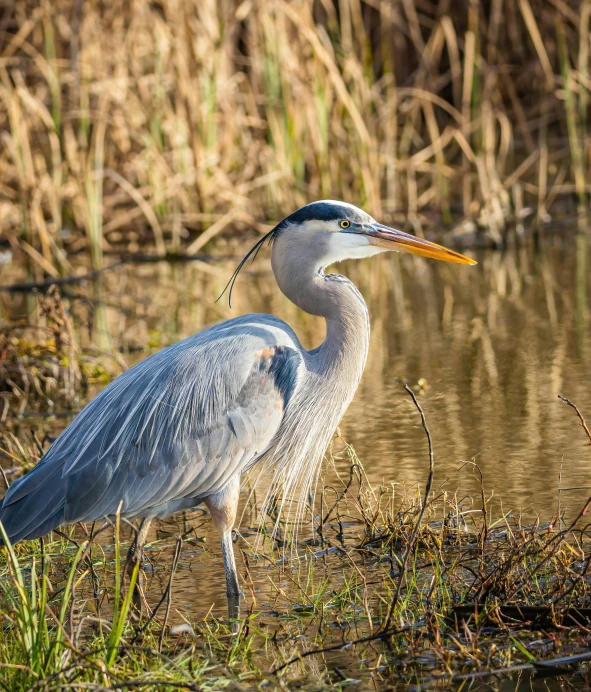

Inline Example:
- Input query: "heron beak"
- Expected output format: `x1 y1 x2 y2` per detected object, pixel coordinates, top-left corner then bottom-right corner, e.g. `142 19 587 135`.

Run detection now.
366 224 477 265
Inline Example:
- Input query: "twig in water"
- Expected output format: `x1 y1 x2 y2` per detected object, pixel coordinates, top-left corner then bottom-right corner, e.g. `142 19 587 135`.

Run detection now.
270 624 415 674
557 455 564 532
558 395 591 444
453 649 591 682
320 464 360 526
53 528 102 605
380 383 434 633
0 261 125 293
158 537 183 652
240 549 257 607
459 459 488 552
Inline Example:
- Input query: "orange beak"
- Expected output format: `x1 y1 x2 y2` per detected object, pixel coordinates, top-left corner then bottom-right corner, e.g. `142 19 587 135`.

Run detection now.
365 224 476 265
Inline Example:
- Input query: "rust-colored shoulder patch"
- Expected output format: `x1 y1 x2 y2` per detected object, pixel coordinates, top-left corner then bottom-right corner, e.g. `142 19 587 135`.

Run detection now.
254 345 276 360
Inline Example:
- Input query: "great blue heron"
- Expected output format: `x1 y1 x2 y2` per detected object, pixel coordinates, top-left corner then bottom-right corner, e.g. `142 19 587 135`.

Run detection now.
0 201 475 602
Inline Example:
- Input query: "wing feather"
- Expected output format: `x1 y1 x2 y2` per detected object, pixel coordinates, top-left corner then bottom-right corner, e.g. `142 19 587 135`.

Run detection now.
0 316 302 542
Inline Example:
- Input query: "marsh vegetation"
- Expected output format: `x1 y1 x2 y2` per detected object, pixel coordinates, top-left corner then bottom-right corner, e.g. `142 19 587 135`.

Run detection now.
2 390 591 690
2 392 591 691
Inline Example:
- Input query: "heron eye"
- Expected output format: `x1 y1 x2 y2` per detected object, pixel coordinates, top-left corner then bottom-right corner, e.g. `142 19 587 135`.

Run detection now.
339 220 351 229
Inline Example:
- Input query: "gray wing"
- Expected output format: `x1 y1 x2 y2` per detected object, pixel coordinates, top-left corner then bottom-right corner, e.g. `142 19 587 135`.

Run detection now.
0 315 303 542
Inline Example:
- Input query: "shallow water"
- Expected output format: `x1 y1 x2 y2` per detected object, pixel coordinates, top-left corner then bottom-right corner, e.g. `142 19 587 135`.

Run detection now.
2 232 591 625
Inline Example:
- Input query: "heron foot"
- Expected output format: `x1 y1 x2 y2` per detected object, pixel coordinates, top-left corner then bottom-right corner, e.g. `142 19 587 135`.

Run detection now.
227 593 241 625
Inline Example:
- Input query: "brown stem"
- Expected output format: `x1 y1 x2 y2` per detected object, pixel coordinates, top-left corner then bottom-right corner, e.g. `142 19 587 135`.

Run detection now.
558 395 591 444
380 383 435 633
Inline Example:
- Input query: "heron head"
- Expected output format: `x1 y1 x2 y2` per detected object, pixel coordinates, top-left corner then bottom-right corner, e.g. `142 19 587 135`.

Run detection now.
219 200 475 306
273 200 476 267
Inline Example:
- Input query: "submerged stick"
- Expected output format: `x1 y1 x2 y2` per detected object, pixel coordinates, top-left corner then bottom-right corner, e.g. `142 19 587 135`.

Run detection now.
0 261 125 293
271 624 415 674
132 536 182 646
380 383 434 633
0 254 223 293
158 537 183 653
452 649 591 682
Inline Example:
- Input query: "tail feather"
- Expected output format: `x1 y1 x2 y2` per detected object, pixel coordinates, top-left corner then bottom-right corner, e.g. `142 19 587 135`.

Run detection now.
1 458 61 507
0 462 67 543
1 504 66 544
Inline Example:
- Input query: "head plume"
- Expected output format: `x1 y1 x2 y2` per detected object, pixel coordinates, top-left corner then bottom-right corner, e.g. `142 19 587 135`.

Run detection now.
216 226 280 308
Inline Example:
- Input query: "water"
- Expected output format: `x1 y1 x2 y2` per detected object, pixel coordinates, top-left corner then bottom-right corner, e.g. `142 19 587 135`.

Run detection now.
2 232 591 624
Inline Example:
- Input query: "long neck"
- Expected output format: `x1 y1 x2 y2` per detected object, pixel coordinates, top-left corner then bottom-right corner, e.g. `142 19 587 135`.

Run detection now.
272 250 370 383
261 239 371 530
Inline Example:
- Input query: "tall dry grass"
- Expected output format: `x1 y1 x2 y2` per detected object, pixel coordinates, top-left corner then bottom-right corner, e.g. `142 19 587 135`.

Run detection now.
0 0 590 274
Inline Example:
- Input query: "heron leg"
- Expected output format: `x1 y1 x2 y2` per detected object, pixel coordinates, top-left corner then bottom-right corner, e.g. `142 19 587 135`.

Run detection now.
126 518 152 613
220 530 241 597
204 475 242 598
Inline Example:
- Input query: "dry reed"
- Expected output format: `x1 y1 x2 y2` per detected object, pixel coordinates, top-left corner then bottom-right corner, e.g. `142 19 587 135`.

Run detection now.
0 0 589 277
